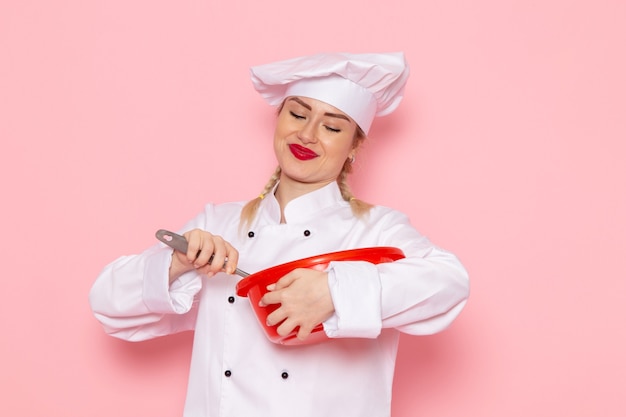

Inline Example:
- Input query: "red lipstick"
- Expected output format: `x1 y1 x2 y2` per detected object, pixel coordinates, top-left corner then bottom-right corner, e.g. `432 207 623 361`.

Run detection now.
289 144 318 161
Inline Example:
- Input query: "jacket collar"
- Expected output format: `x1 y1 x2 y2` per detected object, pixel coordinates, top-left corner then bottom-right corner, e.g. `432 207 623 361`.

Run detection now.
260 181 346 224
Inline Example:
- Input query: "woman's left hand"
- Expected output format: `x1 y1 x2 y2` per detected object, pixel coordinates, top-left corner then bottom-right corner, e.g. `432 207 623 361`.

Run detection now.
260 268 335 341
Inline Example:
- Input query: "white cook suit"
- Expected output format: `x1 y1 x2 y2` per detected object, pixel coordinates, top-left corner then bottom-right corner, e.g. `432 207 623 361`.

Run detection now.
90 182 469 417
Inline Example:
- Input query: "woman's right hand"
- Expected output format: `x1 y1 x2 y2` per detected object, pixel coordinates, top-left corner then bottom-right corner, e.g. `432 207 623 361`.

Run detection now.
169 228 239 284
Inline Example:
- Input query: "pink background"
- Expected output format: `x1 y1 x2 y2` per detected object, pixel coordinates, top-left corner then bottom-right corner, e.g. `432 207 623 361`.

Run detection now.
1 1 625 416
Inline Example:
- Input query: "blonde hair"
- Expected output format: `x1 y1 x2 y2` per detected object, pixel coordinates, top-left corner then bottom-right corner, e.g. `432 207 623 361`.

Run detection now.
239 166 282 233
239 125 372 232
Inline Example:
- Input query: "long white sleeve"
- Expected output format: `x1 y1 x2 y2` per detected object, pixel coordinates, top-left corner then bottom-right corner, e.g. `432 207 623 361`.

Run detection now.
324 209 469 338
89 244 203 341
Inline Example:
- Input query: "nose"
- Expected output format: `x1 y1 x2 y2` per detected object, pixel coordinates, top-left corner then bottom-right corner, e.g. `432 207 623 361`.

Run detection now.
297 120 317 144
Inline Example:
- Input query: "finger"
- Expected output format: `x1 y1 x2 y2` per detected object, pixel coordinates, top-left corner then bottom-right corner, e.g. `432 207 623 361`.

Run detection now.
272 271 298 291
259 289 282 307
183 230 203 263
193 263 216 277
296 323 315 341
276 318 302 338
276 317 298 337
266 307 288 327
194 238 216 269
207 236 227 274
224 243 239 274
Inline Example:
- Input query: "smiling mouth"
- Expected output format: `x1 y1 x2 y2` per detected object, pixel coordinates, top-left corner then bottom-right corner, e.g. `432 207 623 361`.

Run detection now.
289 144 318 161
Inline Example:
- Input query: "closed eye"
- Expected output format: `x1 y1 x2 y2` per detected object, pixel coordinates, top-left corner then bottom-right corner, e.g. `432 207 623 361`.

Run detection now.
325 126 341 133
290 111 305 120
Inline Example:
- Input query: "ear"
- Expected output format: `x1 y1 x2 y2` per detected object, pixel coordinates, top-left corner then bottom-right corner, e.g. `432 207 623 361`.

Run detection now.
351 129 366 152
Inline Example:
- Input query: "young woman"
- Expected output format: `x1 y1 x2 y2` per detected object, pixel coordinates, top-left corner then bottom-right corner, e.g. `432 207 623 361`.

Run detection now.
90 52 469 417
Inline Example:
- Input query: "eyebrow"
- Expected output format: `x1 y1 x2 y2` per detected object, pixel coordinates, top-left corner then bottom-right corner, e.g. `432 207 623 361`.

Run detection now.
287 97 351 122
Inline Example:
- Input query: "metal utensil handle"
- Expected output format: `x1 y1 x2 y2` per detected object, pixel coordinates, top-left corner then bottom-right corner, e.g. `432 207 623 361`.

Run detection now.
155 229 249 277
156 229 190 253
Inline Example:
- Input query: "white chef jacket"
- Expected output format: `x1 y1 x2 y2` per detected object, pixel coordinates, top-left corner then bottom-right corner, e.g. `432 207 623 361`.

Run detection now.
89 182 469 417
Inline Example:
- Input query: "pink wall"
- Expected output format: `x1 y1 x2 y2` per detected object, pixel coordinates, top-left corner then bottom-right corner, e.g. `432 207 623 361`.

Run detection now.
1 1 625 416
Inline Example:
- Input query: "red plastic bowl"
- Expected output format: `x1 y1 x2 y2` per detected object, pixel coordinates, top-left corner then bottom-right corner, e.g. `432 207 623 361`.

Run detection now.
235 247 405 345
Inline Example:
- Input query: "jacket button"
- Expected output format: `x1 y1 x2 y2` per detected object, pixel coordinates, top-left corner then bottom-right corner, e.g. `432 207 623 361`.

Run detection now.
303 230 311 237
228 296 235 304
281 372 289 379
248 231 255 238
224 370 232 377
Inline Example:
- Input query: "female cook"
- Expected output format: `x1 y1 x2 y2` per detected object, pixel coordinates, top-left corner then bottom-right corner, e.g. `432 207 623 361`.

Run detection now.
90 52 470 417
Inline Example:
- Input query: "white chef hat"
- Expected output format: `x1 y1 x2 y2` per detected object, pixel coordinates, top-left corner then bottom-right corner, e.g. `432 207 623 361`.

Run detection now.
250 52 409 134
